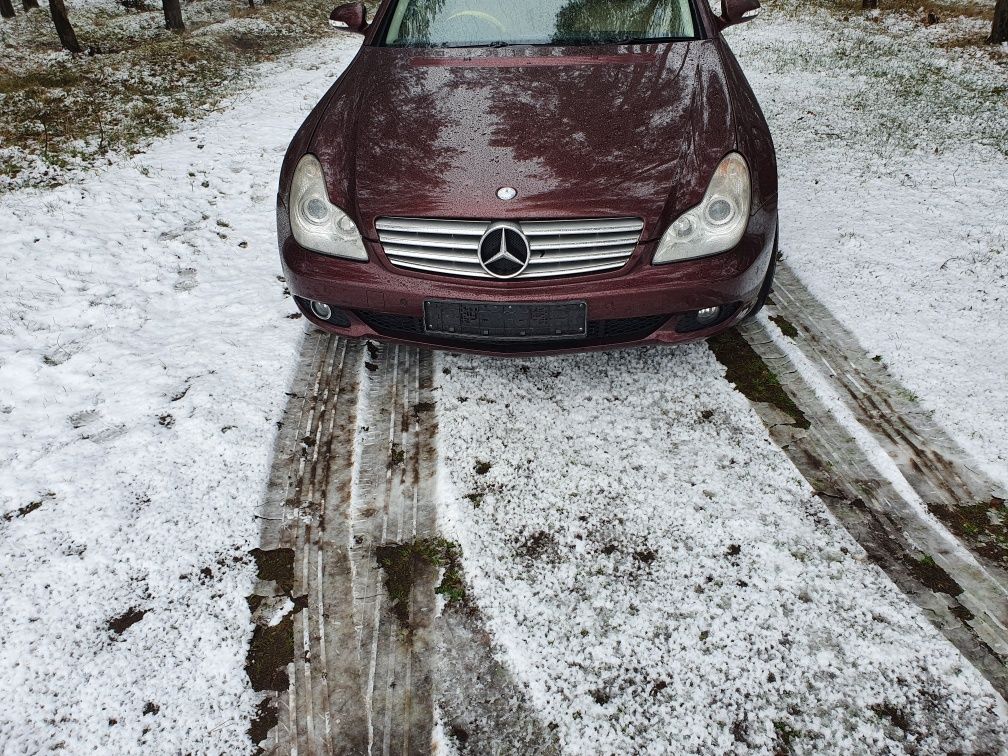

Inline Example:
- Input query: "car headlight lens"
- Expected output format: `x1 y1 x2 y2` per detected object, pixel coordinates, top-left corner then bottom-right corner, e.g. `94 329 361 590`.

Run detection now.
289 154 367 261
653 152 751 264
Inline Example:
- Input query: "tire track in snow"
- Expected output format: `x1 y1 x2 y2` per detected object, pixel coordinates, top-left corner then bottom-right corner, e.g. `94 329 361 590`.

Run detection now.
250 333 556 754
251 264 1008 750
724 263 1008 699
250 331 369 755
352 341 438 755
769 263 1008 579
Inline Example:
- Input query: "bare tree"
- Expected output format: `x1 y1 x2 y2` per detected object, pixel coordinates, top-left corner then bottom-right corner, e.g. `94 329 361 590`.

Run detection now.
23 0 40 10
0 0 15 20
992 0 1008 44
49 0 82 52
162 0 184 30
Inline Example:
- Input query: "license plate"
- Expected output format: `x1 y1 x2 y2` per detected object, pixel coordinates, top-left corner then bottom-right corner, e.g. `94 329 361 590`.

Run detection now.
423 300 588 340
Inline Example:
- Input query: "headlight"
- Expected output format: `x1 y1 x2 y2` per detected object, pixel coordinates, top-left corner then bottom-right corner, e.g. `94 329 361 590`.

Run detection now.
289 154 367 261
653 152 751 264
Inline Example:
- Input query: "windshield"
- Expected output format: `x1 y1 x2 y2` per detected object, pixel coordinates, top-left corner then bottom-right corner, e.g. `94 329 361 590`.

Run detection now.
381 0 698 47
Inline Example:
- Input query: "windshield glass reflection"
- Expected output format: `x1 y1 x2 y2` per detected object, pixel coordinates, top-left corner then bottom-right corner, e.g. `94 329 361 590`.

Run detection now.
383 0 698 47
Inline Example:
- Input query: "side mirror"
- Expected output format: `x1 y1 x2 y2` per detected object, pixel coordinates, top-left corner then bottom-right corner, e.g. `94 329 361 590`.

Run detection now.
330 2 368 34
719 0 761 27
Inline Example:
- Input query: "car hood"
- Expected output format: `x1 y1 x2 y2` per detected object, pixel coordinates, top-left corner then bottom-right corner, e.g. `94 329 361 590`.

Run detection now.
310 41 736 242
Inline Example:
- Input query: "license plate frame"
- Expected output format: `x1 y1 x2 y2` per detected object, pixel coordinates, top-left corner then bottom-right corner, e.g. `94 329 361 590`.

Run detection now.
423 300 588 340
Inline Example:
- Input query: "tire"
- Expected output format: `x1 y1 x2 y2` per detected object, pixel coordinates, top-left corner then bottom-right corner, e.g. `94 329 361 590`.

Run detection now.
744 228 778 322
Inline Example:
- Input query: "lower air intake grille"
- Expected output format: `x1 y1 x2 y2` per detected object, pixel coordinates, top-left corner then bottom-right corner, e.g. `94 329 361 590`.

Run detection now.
355 311 669 352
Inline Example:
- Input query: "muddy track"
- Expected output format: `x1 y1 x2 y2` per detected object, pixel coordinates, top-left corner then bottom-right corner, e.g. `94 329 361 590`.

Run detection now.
250 332 369 754
248 332 558 755
722 262 1008 698
769 263 1008 577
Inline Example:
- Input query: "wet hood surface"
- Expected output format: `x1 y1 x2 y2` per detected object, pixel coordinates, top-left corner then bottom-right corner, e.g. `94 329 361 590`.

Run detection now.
311 41 737 241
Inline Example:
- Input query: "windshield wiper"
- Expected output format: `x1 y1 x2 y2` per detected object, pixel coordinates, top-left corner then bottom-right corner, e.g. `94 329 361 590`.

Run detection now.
443 40 515 49
602 36 654 45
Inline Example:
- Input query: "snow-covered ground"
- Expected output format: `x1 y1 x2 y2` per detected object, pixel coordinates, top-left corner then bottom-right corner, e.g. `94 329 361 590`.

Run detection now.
436 347 1007 752
728 7 1008 486
2 2 1007 753
0 39 359 752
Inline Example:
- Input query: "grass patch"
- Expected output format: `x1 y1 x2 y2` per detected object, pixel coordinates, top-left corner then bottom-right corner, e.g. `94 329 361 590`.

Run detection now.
708 329 811 429
375 538 466 629
800 0 994 21
244 546 304 693
927 496 1008 564
769 313 800 339
0 1 379 191
905 550 964 597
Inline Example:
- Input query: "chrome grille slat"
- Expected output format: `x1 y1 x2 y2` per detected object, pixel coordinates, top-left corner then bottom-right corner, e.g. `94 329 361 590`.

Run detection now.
389 259 493 277
382 244 480 263
375 218 487 236
378 232 481 251
377 216 644 280
529 235 640 251
528 246 636 264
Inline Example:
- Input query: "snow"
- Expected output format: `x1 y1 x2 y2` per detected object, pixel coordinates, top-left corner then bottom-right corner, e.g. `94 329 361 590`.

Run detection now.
0 39 359 752
727 6 1008 486
436 346 1007 753
1 1 1006 752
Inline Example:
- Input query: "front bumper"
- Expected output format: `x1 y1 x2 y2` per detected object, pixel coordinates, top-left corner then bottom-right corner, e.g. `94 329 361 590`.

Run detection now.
278 201 777 356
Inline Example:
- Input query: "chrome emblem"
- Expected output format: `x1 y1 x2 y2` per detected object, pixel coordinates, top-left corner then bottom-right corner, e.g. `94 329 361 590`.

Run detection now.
496 187 518 201
478 222 530 279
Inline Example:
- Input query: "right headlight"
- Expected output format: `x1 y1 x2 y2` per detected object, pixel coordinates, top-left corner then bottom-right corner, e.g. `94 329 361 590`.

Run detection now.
289 154 368 261
653 152 751 264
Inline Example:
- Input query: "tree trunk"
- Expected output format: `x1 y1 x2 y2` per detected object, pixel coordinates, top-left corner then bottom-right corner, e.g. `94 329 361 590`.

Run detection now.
991 0 1008 44
162 0 184 30
0 0 15 20
48 0 82 52
23 0 40 10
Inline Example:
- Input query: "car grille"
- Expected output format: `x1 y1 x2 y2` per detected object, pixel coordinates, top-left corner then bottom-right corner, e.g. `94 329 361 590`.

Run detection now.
374 217 645 280
355 311 669 352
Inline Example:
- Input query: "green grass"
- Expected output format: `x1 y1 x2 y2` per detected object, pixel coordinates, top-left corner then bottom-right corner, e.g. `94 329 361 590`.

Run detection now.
375 538 466 628
708 329 811 430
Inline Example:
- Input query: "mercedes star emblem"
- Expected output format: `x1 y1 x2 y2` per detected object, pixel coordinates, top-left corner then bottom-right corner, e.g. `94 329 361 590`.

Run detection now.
478 222 531 279
496 186 518 201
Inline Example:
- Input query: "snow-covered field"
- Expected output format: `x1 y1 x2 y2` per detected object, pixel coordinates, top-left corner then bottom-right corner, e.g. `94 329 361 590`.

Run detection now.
436 347 1007 753
0 39 359 752
729 8 1008 486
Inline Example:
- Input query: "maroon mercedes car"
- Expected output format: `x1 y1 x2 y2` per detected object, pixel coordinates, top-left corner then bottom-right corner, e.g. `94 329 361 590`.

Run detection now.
277 0 776 354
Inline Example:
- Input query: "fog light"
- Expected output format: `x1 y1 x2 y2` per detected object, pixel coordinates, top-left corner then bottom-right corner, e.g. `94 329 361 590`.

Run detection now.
696 306 721 325
310 301 333 320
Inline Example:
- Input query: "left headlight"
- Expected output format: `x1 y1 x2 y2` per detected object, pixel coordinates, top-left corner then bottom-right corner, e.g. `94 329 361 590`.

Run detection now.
653 152 751 264
289 154 368 261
